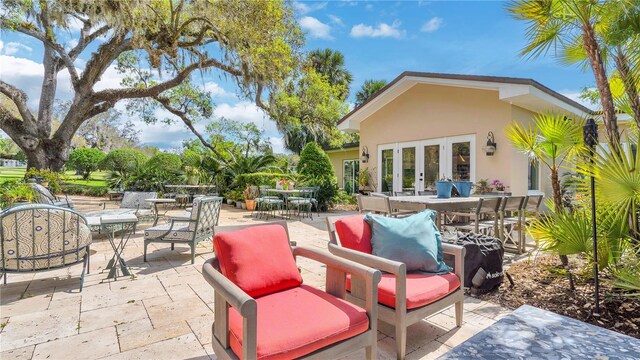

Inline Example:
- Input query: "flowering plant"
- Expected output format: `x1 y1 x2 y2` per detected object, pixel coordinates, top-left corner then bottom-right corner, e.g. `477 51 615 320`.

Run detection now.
491 179 507 191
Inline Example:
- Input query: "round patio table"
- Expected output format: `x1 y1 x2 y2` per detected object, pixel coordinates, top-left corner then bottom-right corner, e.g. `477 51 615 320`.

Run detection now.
267 189 312 218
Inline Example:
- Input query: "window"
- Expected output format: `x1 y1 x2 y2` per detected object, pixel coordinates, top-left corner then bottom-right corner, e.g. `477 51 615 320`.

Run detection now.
528 161 539 190
343 159 359 194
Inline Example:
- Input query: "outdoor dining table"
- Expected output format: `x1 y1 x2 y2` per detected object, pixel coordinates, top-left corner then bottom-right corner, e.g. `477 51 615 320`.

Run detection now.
388 195 481 228
265 189 310 218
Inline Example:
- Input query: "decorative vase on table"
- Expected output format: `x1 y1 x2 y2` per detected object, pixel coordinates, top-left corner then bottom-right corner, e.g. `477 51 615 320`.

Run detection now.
435 181 453 198
453 181 473 197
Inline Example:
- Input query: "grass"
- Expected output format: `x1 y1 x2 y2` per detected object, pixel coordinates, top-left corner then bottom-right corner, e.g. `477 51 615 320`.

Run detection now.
0 167 109 187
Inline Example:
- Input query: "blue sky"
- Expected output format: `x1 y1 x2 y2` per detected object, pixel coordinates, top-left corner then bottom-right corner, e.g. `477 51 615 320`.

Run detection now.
0 1 596 153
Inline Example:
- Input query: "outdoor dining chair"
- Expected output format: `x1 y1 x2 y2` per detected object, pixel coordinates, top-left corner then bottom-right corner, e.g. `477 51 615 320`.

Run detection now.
499 196 526 253
287 188 314 220
203 222 381 360
143 196 222 264
31 183 74 208
1 204 92 290
444 197 502 236
418 190 436 195
85 191 157 221
357 194 415 218
523 194 544 223
326 215 465 360
394 191 414 196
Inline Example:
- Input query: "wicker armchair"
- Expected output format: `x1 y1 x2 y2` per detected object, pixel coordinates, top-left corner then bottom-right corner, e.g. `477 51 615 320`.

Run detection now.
1 204 91 290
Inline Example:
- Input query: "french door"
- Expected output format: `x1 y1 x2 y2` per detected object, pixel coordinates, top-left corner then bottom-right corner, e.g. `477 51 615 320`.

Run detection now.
377 135 475 194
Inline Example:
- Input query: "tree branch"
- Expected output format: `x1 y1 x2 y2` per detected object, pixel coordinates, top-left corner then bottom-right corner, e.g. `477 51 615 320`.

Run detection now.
3 21 81 89
0 80 36 127
69 25 111 59
153 95 225 160
93 58 242 101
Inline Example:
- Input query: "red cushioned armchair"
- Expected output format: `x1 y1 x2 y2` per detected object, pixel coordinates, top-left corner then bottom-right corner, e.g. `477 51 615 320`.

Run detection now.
202 222 381 360
326 215 466 360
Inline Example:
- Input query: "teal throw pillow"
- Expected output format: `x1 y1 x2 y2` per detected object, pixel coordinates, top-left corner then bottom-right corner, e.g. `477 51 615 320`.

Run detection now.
364 210 452 274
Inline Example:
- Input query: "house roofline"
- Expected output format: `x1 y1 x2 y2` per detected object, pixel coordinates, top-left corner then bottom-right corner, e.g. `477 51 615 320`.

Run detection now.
339 71 594 126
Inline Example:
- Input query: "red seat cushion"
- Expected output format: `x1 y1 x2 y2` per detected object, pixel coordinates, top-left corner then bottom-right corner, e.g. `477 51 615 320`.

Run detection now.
335 215 372 254
347 272 460 309
213 224 302 298
229 285 369 360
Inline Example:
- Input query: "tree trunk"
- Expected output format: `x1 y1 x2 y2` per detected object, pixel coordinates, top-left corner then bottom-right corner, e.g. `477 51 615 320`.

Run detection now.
614 51 640 128
21 138 70 172
551 168 569 265
582 25 619 146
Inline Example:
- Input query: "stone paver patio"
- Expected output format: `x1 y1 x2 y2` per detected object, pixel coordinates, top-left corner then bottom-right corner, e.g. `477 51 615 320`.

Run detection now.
1 196 511 359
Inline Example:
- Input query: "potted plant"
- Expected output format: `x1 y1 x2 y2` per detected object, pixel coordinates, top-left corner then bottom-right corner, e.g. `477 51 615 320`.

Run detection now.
435 176 453 198
243 186 258 211
473 178 492 195
359 168 371 191
491 179 508 194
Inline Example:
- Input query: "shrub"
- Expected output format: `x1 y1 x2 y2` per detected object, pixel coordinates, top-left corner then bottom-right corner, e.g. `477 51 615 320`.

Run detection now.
67 148 106 180
297 142 337 211
100 149 147 177
145 152 182 173
24 168 63 193
235 172 297 189
127 166 182 192
60 183 109 197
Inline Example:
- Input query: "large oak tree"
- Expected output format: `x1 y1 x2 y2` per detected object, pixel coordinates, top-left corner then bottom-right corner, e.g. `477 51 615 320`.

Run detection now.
0 0 302 170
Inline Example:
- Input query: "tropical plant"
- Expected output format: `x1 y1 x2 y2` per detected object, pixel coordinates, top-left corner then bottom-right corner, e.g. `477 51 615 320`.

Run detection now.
506 113 586 211
507 0 628 146
308 48 353 99
67 148 106 180
355 79 388 106
297 142 338 211
0 181 37 208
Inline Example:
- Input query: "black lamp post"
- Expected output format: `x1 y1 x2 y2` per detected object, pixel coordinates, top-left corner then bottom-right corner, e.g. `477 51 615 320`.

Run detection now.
583 118 600 314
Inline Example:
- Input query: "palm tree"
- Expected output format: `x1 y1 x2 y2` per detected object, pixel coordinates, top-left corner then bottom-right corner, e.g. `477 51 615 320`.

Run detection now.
308 48 353 99
355 79 388 106
279 122 328 155
224 153 278 179
506 113 586 212
507 0 620 145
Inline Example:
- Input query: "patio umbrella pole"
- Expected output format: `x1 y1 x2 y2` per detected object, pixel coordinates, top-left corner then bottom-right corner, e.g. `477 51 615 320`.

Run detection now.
583 118 599 314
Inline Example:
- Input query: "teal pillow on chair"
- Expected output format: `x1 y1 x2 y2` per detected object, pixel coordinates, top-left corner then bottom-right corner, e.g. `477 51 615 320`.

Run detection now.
364 210 451 274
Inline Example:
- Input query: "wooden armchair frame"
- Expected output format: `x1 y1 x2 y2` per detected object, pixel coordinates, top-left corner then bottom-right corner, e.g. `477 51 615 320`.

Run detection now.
202 222 381 360
326 216 466 360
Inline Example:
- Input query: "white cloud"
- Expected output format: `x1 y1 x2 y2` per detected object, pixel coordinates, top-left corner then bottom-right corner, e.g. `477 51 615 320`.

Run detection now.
299 16 333 40
2 42 33 55
204 82 232 98
293 1 327 14
421 17 444 32
350 21 405 39
328 15 344 27
93 65 127 91
0 55 73 109
365 4 374 11
0 41 3 53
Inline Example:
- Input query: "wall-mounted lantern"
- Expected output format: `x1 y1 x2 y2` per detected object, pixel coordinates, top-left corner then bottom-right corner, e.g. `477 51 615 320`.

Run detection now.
484 131 497 156
361 146 370 163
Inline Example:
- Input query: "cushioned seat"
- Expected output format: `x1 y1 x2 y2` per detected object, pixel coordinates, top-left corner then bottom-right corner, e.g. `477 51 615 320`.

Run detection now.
143 223 192 240
347 272 460 310
229 284 369 360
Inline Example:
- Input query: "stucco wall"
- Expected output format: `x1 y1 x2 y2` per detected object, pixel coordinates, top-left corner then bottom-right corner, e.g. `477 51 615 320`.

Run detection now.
326 148 360 188
357 83 575 197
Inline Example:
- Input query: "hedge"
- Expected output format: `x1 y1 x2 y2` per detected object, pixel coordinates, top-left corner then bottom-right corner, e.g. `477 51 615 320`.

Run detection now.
60 183 109 197
235 172 298 189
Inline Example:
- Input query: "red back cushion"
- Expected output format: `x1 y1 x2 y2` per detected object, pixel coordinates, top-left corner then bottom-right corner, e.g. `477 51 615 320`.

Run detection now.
334 215 372 254
213 224 302 298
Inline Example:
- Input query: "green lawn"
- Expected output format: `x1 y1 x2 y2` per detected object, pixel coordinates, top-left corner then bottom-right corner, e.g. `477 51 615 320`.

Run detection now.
0 167 108 187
